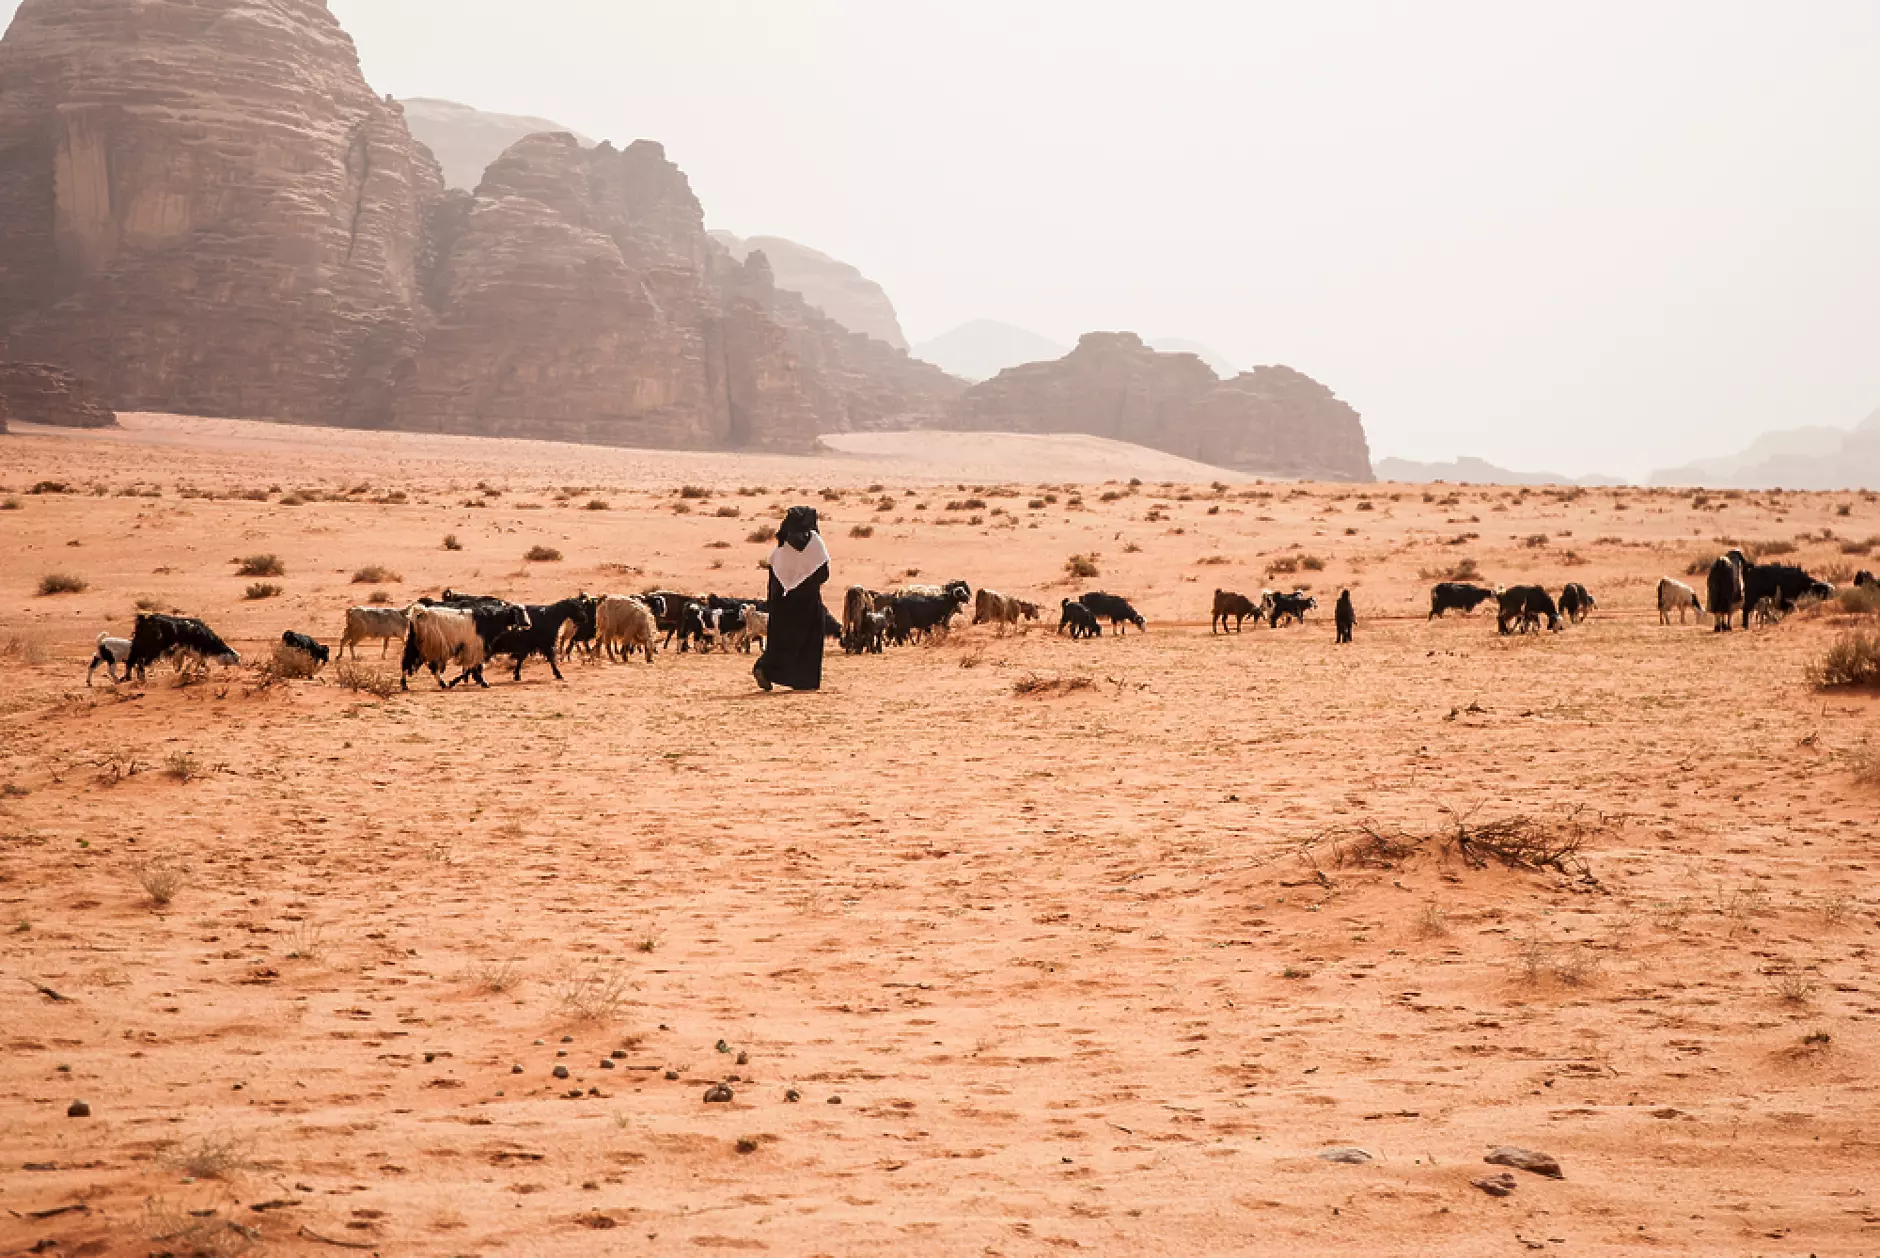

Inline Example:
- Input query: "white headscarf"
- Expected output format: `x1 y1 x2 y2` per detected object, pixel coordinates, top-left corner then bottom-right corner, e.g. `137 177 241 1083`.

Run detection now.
769 531 830 594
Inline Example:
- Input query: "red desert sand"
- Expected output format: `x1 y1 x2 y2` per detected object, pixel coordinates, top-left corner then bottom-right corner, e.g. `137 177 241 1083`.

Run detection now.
1 414 1877 1255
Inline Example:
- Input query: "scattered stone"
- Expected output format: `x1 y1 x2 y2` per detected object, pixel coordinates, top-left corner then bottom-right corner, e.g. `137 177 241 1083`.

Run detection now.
599 1059 615 1070
664 1070 680 1081
827 1095 842 1105
560 1036 573 1044
1317 1147 1372 1164
1471 1172 1518 1197
736 1051 749 1066
716 1040 731 1054
533 1039 544 1046
555 1049 567 1058
423 1052 435 1063
552 1065 569 1080
1485 1146 1563 1179
610 1050 627 1060
66 1100 90 1118
703 1084 733 1104
784 1089 800 1103
511 1064 523 1074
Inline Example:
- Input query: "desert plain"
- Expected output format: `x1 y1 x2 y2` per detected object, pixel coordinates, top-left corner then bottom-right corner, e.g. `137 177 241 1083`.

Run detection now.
1 414 1877 1257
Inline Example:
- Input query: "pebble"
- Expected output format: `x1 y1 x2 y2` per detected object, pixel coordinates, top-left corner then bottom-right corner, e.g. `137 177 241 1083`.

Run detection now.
555 1049 567 1058
1484 1146 1564 1179
560 1035 574 1044
600 1059 616 1070
511 1064 523 1074
785 1089 801 1103
610 1050 628 1060
1471 1172 1518 1197
533 1039 544 1046
1317 1147 1373 1164
827 1095 842 1105
736 1051 749 1066
704 1084 734 1103
66 1100 90 1118
552 1065 569 1080
664 1069 680 1081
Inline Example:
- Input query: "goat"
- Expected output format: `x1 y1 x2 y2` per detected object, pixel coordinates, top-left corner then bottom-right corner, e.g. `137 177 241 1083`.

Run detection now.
488 595 592 681
1657 577 1703 624
125 613 241 683
1078 592 1145 634
280 631 330 668
1058 598 1102 639
595 595 659 663
1211 589 1259 634
339 605 409 658
87 633 131 686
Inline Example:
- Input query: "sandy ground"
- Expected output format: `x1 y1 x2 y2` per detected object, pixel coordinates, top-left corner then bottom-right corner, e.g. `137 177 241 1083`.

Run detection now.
1 414 1877 1257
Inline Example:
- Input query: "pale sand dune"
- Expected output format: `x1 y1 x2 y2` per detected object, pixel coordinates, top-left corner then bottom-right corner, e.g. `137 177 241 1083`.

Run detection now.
10 412 1248 491
1 420 1876 1256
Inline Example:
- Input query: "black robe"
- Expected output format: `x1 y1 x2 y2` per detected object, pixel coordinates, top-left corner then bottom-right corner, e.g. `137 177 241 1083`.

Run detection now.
759 560 829 690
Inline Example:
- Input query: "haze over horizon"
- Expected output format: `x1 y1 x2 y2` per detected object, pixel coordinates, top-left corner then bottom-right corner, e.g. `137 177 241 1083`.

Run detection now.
6 0 1875 479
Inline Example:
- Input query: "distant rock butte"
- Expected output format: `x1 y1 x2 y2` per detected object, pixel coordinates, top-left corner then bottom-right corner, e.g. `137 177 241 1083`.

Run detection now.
1375 456 1626 487
0 1 959 453
714 232 908 350
914 320 1070 382
0 362 118 428
952 332 1373 481
400 97 591 191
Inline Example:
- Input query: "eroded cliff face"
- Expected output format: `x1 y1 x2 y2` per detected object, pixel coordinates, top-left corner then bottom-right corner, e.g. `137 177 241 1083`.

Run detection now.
713 232 909 351
0 0 441 425
951 333 1373 481
0 362 118 428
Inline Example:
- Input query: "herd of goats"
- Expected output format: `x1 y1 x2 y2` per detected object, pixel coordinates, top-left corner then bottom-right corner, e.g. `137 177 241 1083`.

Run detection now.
81 549 1878 691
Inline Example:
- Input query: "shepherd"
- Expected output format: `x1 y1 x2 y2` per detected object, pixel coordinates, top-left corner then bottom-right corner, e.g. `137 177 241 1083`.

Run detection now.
1334 589 1355 644
753 506 831 692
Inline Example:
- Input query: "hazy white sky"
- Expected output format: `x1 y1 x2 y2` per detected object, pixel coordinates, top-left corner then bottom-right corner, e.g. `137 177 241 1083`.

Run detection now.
11 1 1879 474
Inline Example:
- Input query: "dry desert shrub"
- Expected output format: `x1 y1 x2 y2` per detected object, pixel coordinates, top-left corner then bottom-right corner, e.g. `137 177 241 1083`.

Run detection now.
1011 672 1096 697
442 533 463 551
1300 554 1326 571
132 857 186 906
1413 902 1450 939
1064 552 1100 579
849 524 874 538
585 498 610 510
352 564 401 584
1517 938 1603 987
164 1133 253 1180
37 572 87 595
1768 972 1818 1005
264 640 322 681
334 660 398 699
143 1196 256 1258
556 964 633 1024
1806 630 1880 688
243 581 281 600
163 751 202 782
470 958 524 994
746 524 777 543
0 631 50 665
524 545 562 562
235 553 283 577
713 504 741 518
1837 585 1880 616
1 496 20 510
679 484 710 499
282 920 326 961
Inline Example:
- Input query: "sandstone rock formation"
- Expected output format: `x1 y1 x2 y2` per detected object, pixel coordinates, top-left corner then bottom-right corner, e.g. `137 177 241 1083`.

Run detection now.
400 97 590 191
0 0 441 427
0 362 118 428
914 320 1069 382
952 333 1373 481
713 232 908 350
397 134 960 450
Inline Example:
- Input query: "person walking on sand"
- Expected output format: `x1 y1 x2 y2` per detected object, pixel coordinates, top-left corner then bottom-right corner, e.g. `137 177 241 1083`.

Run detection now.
1335 588 1356 644
753 505 830 692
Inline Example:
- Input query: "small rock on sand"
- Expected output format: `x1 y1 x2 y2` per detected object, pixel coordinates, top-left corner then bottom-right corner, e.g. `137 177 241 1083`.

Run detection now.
552 1065 569 1080
67 1100 90 1118
1485 1146 1563 1179
1471 1172 1518 1197
704 1084 734 1103
1317 1147 1372 1164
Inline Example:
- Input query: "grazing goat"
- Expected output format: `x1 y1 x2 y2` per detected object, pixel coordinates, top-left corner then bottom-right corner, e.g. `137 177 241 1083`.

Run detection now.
1078 592 1145 634
401 601 529 690
595 595 659 663
1334 590 1355 644
488 595 592 681
1211 589 1259 634
125 613 241 682
731 606 768 654
1428 582 1496 619
1706 553 1746 632
973 588 1039 630
1058 599 1102 640
885 593 961 643
87 633 131 686
1657 577 1704 624
857 610 888 653
1855 570 1877 589
1268 591 1317 627
339 605 409 658
898 579 971 608
843 585 876 643
280 631 330 667
1496 585 1561 634
1558 582 1595 624
1741 562 1833 629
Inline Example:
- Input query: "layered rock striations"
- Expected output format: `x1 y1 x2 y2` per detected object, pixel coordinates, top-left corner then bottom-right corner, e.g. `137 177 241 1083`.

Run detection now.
952 332 1372 480
0 362 118 428
713 232 908 350
0 0 441 426
400 97 591 191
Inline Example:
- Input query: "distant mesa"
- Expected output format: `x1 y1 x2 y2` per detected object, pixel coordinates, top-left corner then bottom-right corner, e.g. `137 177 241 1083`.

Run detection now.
951 332 1373 481
400 97 592 192
913 321 1070 382
1374 456 1625 487
1648 411 1880 489
1149 338 1240 380
0 363 118 429
713 232 907 350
